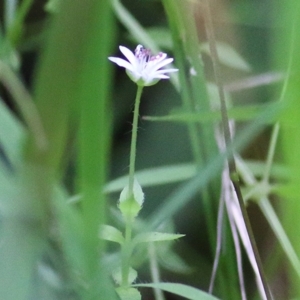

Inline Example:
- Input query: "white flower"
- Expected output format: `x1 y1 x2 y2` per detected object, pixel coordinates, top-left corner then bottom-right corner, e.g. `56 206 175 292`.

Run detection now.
108 45 178 87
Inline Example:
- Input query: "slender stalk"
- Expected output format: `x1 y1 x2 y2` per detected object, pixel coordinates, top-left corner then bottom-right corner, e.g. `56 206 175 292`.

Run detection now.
209 191 225 293
202 0 272 299
6 0 34 47
121 84 143 286
262 123 280 184
121 218 133 287
148 242 166 300
128 85 143 195
224 189 247 300
0 61 47 150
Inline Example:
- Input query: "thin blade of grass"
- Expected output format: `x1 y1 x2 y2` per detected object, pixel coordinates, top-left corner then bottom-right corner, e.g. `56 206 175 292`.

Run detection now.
76 0 116 297
276 1 300 296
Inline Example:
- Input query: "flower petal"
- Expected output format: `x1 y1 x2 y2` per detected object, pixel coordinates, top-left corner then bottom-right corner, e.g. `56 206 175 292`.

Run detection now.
108 57 136 73
154 68 178 74
145 58 174 75
152 57 174 70
151 74 170 79
119 46 138 69
145 53 167 70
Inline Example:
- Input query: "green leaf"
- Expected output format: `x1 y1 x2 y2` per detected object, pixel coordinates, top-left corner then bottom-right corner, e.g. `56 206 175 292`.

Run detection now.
276 2 300 295
99 225 124 244
0 42 20 69
133 232 185 245
104 157 285 195
244 160 289 181
133 282 219 300
118 194 142 221
19 0 118 298
115 287 141 300
201 41 251 72
144 103 277 125
105 163 197 193
112 267 137 285
0 97 24 167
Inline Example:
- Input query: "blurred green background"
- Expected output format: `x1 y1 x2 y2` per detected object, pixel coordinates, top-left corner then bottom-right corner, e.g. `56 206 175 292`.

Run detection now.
1 0 299 299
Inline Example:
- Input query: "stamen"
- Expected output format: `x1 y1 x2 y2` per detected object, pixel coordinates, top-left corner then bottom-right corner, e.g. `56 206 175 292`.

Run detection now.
150 52 163 61
135 45 152 62
135 44 144 57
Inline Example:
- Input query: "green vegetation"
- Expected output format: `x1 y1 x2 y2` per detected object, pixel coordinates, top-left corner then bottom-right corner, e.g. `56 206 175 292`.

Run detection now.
0 0 299 299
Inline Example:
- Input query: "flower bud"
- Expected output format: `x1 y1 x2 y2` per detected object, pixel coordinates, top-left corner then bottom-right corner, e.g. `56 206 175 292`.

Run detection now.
118 179 144 220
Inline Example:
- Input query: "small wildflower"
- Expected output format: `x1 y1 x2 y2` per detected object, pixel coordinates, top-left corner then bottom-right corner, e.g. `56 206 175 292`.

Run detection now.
108 45 178 86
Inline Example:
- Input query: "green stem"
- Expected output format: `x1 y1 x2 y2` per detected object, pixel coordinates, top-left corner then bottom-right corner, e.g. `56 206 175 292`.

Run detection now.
128 85 143 195
121 84 143 287
148 242 166 300
262 123 280 184
7 0 34 47
0 61 47 150
122 219 132 287
121 218 133 287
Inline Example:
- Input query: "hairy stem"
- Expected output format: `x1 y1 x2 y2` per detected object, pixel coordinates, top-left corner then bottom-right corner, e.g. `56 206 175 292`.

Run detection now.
121 218 133 287
128 85 143 195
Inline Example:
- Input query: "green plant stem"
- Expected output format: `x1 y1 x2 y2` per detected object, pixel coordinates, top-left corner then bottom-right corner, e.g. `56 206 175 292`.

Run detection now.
128 85 143 195
262 123 280 184
0 61 47 150
121 218 133 287
6 0 34 47
121 84 143 286
148 242 166 300
202 0 272 299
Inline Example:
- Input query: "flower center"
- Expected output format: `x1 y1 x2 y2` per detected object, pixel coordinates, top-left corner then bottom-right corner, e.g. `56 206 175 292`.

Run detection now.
134 45 163 67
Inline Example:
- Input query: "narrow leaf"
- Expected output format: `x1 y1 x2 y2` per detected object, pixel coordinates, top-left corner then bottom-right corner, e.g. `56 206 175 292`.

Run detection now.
105 163 197 193
144 103 277 124
133 232 185 245
0 97 24 167
134 282 219 300
99 225 124 244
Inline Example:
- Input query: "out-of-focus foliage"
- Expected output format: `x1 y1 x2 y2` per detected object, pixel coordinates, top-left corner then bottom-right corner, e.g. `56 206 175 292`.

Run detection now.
0 0 300 299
